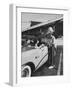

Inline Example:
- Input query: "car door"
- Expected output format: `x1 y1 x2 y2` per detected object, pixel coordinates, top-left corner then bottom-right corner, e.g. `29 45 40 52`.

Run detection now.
33 47 43 69
35 46 48 70
41 46 48 65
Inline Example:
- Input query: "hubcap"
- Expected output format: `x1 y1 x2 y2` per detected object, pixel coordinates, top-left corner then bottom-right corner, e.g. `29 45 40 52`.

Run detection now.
22 68 29 77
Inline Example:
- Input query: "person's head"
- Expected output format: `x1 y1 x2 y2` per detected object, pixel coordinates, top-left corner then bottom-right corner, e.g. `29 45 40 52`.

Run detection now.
47 27 54 34
27 39 30 44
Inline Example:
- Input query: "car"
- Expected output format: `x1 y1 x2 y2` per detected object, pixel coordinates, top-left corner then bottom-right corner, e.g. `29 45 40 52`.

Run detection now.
21 18 63 77
21 39 48 77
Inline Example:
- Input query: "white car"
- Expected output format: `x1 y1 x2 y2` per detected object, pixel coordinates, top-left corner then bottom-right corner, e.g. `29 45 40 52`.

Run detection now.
21 43 48 77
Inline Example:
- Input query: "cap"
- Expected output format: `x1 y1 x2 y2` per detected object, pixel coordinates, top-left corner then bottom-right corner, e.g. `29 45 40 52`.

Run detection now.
48 27 54 33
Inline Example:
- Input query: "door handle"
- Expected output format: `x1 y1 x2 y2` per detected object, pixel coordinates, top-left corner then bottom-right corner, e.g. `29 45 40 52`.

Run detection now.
35 56 39 59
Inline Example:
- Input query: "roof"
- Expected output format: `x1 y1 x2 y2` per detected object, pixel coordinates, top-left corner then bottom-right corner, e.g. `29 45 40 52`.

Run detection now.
22 17 63 32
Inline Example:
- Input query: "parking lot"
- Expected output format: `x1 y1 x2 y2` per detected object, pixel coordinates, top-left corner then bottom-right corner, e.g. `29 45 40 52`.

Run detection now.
32 46 63 76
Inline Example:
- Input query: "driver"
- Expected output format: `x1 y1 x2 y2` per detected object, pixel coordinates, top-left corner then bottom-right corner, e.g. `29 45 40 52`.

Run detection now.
41 27 56 69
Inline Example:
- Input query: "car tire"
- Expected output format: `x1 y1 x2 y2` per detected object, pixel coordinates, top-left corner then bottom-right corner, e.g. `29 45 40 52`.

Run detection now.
21 65 31 77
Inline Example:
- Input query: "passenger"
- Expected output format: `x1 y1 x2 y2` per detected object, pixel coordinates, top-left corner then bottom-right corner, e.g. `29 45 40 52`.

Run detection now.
35 40 39 48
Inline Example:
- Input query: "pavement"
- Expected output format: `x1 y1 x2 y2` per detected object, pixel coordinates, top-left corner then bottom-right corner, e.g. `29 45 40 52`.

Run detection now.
32 46 63 77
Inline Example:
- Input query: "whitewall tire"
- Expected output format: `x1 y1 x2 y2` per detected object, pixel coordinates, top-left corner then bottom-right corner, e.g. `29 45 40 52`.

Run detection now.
21 65 31 77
